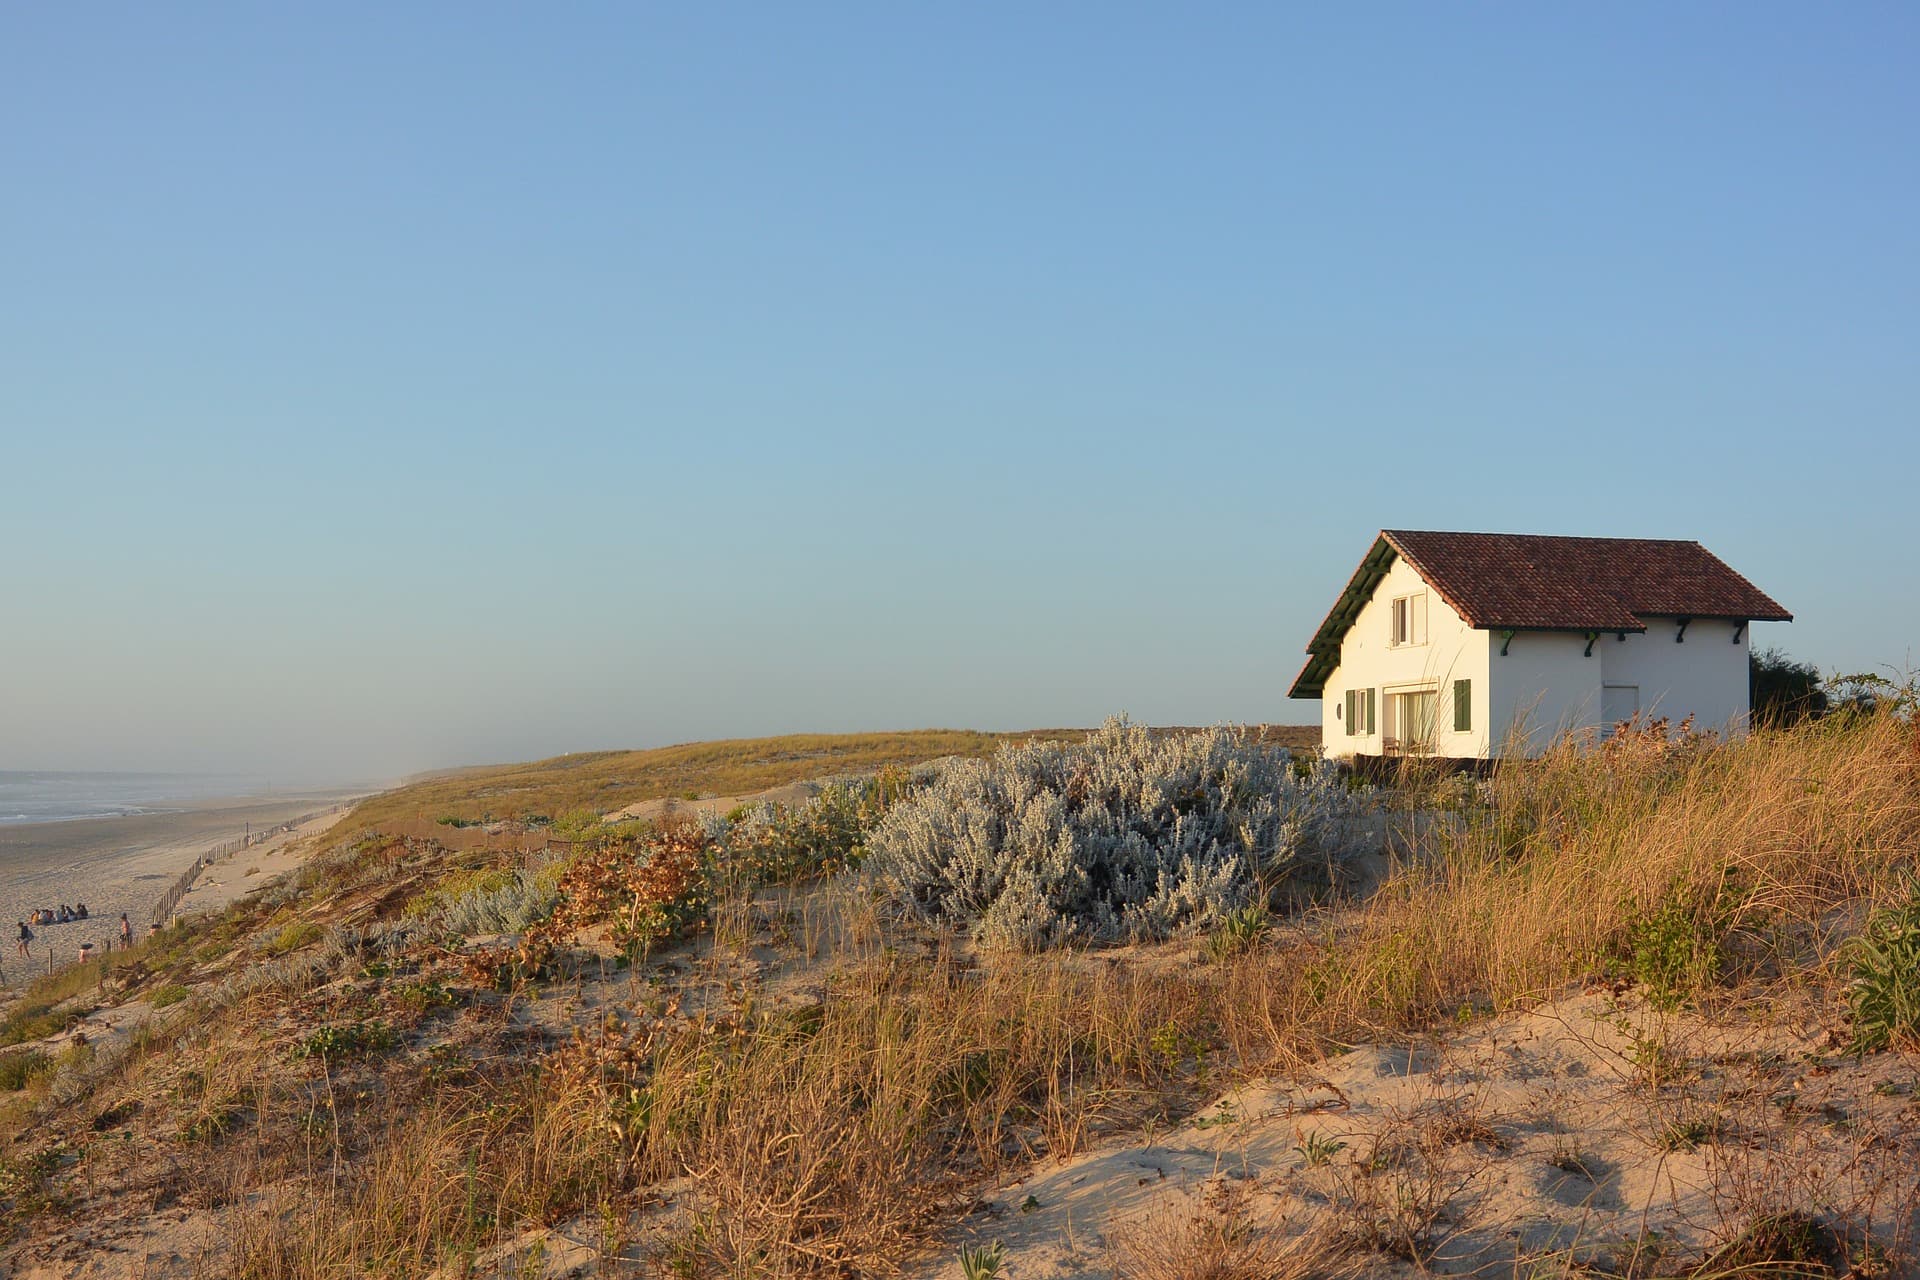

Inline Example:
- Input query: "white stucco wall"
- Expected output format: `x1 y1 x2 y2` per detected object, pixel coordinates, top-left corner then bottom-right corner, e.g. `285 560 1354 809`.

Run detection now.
1597 616 1753 738
1483 618 1755 751
1486 631 1603 753
1320 557 1491 760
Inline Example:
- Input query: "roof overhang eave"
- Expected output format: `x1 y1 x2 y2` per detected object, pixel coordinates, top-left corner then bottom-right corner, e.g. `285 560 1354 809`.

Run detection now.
1634 610 1795 624
1475 622 1648 635
1288 652 1336 699
1301 535 1398 656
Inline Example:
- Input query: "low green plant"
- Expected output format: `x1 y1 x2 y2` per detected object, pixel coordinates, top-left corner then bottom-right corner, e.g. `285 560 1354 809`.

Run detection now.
294 1021 397 1061
0 1006 69 1049
0 960 114 1046
1621 879 1737 1008
1657 1112 1720 1151
1611 1015 1689 1089
1148 1018 1209 1069
395 980 456 1014
1296 1131 1347 1166
1698 1211 1844 1276
262 920 324 956
551 807 605 843
0 1147 63 1234
958 1240 1005 1280
404 867 517 919
148 983 190 1009
179 1106 241 1144
1206 904 1270 960
0 1052 51 1092
1845 884 1920 1053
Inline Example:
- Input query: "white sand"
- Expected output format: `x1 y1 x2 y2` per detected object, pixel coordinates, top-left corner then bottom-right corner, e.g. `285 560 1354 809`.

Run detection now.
0 796 359 987
906 991 1908 1277
165 807 352 920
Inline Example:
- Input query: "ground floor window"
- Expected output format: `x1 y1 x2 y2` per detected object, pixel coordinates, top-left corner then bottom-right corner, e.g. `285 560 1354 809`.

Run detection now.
1345 687 1376 736
1387 688 1438 754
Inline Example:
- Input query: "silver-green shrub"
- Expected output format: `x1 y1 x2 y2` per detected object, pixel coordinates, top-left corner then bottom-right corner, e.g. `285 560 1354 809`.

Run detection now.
864 717 1372 950
432 869 562 938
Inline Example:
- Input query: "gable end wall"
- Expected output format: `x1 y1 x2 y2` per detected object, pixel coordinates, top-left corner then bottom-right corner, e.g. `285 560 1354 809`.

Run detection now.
1320 557 1491 760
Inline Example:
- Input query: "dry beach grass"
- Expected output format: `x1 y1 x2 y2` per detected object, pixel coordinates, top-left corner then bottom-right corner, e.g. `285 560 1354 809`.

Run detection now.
2 714 1917 1278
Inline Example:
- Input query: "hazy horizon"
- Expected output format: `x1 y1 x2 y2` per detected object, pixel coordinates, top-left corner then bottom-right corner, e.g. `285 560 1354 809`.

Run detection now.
4 6 1914 780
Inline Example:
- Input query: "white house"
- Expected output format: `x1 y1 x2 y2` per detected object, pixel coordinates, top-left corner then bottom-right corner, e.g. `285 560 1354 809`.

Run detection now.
1288 531 1792 760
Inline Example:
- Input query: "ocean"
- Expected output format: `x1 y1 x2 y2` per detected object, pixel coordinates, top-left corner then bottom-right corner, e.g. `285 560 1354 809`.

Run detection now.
0 772 270 825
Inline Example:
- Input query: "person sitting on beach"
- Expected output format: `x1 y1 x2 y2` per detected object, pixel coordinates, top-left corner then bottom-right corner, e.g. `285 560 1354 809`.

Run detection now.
75 903 88 920
57 905 72 924
16 921 30 959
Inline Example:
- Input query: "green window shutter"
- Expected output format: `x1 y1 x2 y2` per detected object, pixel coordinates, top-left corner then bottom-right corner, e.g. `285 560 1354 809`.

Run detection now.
1454 679 1471 732
1366 688 1377 735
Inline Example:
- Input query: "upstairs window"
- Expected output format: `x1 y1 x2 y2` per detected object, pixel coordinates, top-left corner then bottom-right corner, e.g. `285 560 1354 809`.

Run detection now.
1390 592 1428 646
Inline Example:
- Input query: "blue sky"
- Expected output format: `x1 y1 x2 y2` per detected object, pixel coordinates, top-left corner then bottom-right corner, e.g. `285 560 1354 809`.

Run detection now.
3 5 1914 780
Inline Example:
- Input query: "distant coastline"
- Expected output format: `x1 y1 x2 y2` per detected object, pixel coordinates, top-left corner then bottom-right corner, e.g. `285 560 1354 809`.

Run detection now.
0 770 275 827
0 789 366 979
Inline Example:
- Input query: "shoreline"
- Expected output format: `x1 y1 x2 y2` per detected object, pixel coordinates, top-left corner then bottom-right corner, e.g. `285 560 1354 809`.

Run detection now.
0 792 365 985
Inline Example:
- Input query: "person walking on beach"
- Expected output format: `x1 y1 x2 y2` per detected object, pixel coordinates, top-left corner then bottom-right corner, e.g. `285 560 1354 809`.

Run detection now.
16 921 31 959
119 913 133 948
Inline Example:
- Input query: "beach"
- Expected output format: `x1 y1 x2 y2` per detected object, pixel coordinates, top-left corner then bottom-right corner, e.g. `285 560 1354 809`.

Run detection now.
0 792 360 982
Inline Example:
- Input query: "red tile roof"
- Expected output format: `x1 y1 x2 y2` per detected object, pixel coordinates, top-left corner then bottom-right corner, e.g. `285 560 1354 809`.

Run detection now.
1384 530 1791 632
1287 531 1791 698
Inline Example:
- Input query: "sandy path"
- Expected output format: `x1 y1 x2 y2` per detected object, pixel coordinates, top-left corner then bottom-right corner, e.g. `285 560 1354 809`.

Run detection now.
165 806 355 920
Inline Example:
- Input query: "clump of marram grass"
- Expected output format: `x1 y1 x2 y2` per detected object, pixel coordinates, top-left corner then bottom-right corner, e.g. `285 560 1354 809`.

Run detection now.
1109 1187 1352 1280
1315 712 1920 1029
864 717 1375 949
232 1071 622 1279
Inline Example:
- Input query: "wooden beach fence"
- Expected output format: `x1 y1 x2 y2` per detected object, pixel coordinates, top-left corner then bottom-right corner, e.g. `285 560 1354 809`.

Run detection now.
148 806 343 927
